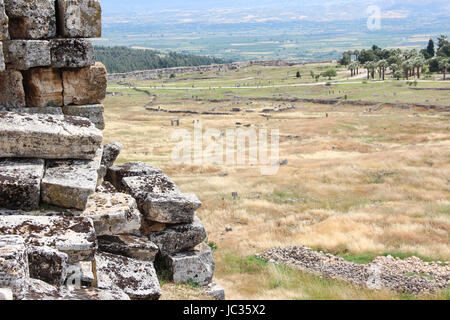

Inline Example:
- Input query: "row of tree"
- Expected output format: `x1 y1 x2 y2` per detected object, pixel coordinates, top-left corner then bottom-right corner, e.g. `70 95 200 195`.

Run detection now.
94 46 228 73
339 35 450 80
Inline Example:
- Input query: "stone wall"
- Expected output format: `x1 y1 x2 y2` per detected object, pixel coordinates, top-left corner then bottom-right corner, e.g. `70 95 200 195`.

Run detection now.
0 1 221 301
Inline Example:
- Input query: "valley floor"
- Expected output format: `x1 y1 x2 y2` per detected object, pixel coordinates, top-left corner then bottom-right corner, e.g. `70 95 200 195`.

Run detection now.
103 63 450 300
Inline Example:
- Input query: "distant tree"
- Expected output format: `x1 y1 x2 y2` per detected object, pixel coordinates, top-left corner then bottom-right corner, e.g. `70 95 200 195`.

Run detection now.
412 57 425 78
358 49 377 64
321 68 337 80
339 51 352 66
437 35 448 50
377 60 388 80
393 70 403 80
296 71 301 78
390 63 400 77
310 70 320 82
94 46 228 73
402 60 413 80
348 63 356 77
439 58 450 80
437 43 450 57
426 39 435 58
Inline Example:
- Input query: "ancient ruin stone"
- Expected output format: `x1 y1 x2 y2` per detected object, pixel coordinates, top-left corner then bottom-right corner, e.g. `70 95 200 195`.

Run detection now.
0 111 103 160
149 216 207 255
62 104 104 130
79 192 142 236
0 158 45 211
164 243 215 286
27 246 68 287
105 162 163 192
0 216 97 263
0 70 26 108
3 40 51 70
79 261 95 286
0 0 8 40
96 253 161 300
96 181 117 194
0 106 63 115
0 43 4 71
0 288 13 300
23 67 63 107
41 147 102 210
56 0 102 38
21 278 130 300
0 235 29 299
50 38 94 68
97 142 123 181
205 282 226 300
98 235 159 262
121 172 202 222
4 0 56 39
101 142 123 168
62 62 107 105
123 175 200 224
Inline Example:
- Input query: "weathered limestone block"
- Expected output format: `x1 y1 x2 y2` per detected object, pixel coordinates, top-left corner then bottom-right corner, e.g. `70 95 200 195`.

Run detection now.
62 62 107 105
98 235 159 262
3 40 51 70
0 70 26 108
96 181 117 194
0 0 8 40
101 142 123 168
0 287 13 300
105 162 163 192
56 0 102 38
0 43 4 71
80 192 142 236
96 253 161 300
124 176 200 224
0 106 63 115
164 243 215 286
0 235 29 299
0 111 103 160
0 158 44 211
149 216 207 255
79 261 95 286
23 67 63 107
205 282 226 300
41 147 102 210
21 278 130 300
98 142 123 181
4 0 56 39
50 38 94 68
0 216 97 263
62 104 104 130
27 246 68 287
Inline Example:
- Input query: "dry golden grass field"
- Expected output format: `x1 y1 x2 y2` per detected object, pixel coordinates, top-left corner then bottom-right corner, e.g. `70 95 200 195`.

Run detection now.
104 64 450 300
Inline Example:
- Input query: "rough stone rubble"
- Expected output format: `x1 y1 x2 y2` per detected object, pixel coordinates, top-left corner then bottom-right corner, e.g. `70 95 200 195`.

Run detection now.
0 0 222 301
258 246 450 295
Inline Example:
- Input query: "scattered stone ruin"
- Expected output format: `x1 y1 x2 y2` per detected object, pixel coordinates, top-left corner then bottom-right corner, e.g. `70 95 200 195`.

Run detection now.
0 0 222 300
107 60 298 82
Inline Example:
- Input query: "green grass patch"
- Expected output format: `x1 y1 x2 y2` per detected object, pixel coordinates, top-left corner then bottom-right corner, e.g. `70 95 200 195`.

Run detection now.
222 253 267 274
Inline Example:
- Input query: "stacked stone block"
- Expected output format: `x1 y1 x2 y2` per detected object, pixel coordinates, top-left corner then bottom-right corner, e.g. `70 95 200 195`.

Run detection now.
0 0 105 128
0 0 221 300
